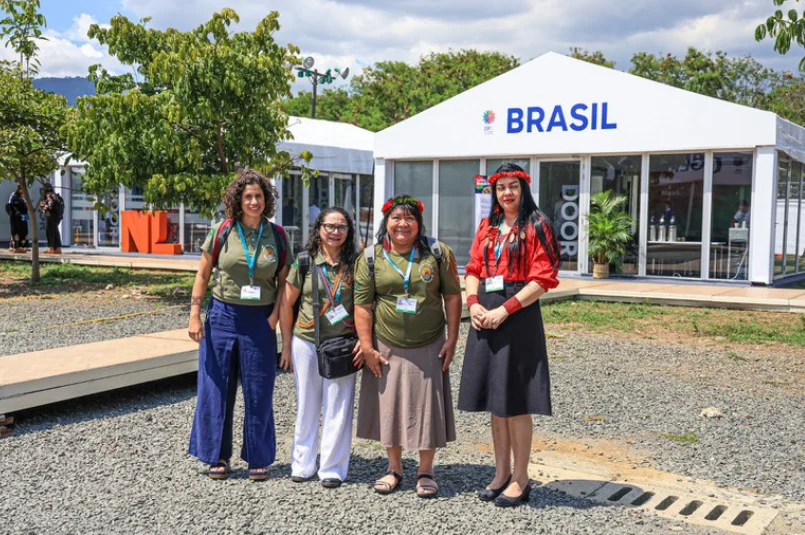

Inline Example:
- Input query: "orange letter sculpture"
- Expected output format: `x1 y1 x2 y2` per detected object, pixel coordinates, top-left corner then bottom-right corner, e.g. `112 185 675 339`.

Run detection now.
121 210 183 255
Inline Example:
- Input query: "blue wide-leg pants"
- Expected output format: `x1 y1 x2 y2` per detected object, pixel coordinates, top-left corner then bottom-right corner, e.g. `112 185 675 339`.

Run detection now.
189 298 277 468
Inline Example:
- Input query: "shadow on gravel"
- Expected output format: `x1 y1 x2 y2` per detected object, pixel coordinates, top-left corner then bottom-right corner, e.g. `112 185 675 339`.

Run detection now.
7 373 198 437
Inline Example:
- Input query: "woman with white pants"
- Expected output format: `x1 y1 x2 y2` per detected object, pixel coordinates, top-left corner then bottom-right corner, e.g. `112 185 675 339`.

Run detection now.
279 207 363 488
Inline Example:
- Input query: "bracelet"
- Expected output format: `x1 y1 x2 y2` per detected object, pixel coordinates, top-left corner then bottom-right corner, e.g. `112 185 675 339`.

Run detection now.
503 297 522 315
466 294 480 308
190 295 204 307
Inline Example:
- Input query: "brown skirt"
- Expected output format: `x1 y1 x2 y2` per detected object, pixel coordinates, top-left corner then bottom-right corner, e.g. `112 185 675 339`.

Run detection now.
356 334 456 450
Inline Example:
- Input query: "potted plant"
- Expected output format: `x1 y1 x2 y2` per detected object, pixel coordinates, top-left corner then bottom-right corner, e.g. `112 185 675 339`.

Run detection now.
586 190 635 279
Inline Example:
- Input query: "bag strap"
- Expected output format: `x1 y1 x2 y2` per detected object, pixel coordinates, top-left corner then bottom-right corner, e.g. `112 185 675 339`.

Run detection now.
312 262 321 350
212 219 235 269
426 236 443 265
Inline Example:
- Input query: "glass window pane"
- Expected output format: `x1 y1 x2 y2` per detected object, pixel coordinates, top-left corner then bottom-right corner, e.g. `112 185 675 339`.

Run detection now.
709 152 753 280
590 156 641 275
70 167 94 247
787 161 801 274
775 153 790 278
281 173 304 255
333 173 356 224
184 210 212 254
486 159 530 177
647 153 704 278
438 160 479 267
394 161 434 231
540 161 580 271
96 190 120 247
309 174 329 227
358 174 374 249
797 165 805 273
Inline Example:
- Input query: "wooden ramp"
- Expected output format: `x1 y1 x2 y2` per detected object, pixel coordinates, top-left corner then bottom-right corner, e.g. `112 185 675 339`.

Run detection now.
0 330 198 415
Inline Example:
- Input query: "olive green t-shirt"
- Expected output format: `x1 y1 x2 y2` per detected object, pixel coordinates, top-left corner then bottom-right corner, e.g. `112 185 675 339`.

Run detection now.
288 250 356 343
353 242 462 349
202 219 293 306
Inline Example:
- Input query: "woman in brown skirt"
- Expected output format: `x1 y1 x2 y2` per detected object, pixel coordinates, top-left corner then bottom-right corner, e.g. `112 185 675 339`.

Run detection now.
458 163 561 507
354 195 462 498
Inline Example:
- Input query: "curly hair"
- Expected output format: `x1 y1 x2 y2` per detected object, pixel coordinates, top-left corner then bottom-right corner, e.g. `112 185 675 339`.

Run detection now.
223 169 277 221
306 207 357 282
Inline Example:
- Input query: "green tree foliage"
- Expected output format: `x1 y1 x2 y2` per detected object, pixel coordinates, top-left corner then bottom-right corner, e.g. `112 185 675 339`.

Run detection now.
756 0 805 71
0 0 68 282
280 87 350 121
569 47 616 68
769 70 805 124
66 9 315 218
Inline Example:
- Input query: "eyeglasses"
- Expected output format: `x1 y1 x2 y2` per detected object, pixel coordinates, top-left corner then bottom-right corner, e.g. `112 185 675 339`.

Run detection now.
322 223 348 234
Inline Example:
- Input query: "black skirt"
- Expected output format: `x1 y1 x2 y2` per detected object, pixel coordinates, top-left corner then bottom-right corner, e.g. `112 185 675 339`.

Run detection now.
458 282 552 417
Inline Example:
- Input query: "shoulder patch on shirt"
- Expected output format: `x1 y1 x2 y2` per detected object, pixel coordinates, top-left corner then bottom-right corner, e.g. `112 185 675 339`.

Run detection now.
419 262 435 283
262 244 277 262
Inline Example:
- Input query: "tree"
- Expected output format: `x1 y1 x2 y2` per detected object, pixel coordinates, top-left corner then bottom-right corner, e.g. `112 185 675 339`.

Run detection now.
769 70 805 125
280 87 350 122
66 9 315 219
569 47 615 68
0 0 68 283
756 0 805 71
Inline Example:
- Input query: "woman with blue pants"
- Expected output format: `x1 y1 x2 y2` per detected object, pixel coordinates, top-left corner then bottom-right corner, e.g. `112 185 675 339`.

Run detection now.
187 169 292 481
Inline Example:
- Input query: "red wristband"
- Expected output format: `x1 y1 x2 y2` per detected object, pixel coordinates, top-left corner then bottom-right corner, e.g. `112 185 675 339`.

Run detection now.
503 297 522 315
466 294 480 308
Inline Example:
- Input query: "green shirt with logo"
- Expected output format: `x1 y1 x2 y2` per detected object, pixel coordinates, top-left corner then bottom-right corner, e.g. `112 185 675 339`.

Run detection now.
202 219 293 307
288 250 356 343
353 242 461 349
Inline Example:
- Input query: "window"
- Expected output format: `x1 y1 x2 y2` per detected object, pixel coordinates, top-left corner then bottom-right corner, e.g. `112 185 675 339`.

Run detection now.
358 174 374 248
281 173 304 254
438 160 479 267
775 153 790 277
394 161 434 230
540 161 581 271
70 167 94 247
710 152 753 280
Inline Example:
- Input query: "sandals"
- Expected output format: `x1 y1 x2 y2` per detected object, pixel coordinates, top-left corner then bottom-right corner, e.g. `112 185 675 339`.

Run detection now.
416 474 439 499
208 459 230 480
373 470 403 495
249 467 269 481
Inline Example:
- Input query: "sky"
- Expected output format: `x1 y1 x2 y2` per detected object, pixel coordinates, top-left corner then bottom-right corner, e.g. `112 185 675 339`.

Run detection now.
1 0 801 91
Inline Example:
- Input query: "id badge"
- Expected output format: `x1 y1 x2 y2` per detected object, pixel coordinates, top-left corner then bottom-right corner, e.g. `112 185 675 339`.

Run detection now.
395 296 418 314
240 285 261 301
326 304 350 326
485 276 505 293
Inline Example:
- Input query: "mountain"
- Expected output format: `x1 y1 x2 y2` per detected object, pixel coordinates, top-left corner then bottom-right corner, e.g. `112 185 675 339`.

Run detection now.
33 77 95 106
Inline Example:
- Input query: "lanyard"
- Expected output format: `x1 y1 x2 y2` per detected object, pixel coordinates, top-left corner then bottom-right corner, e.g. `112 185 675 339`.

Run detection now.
319 264 342 305
236 220 264 286
491 222 515 276
383 247 417 295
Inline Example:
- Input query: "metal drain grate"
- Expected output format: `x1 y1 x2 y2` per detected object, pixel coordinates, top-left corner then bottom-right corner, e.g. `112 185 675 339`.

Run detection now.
574 482 778 535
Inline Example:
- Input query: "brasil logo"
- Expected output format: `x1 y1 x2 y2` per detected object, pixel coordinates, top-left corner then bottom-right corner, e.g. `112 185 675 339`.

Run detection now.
482 110 496 124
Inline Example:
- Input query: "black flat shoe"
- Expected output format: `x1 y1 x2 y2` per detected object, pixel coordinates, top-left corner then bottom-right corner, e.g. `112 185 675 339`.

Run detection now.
479 475 511 502
321 478 342 488
494 484 532 507
291 475 314 483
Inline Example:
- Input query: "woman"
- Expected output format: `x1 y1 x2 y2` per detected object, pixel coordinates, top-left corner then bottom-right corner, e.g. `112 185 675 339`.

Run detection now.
458 163 561 507
279 207 362 488
187 169 292 481
354 195 462 498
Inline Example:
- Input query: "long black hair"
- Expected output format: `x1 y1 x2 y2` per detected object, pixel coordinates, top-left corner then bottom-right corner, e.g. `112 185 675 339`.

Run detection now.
486 163 561 277
375 194 431 257
307 206 357 281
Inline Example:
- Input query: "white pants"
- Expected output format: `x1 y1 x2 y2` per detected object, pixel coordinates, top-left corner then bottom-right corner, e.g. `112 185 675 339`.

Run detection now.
290 336 357 481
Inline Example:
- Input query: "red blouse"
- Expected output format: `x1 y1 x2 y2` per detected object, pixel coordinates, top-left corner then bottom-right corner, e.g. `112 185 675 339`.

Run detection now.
464 218 560 291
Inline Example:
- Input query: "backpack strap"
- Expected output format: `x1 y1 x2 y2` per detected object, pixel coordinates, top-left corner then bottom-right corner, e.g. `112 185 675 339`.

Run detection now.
297 251 310 280
212 219 235 269
364 244 376 281
270 222 288 268
426 236 443 266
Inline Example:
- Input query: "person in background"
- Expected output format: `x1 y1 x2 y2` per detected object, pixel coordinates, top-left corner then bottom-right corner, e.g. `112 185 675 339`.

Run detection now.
354 195 462 498
6 185 29 253
732 200 751 228
459 163 561 508
39 185 63 254
187 169 292 482
661 202 674 226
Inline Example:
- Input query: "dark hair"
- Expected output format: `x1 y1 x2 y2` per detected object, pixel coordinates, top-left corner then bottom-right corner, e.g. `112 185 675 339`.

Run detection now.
375 194 431 257
487 163 561 276
306 207 357 281
223 169 277 221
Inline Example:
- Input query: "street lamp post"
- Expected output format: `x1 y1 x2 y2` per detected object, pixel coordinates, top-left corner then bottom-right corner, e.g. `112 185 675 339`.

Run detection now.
295 56 349 119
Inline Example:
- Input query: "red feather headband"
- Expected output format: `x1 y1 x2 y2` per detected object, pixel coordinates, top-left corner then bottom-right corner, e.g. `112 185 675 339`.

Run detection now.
488 170 531 185
382 196 425 214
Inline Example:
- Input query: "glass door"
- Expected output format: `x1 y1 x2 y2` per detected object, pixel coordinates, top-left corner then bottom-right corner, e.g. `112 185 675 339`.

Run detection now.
539 161 581 272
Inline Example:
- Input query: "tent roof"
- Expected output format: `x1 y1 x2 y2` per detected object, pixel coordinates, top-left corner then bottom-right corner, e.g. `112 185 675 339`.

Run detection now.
280 116 374 175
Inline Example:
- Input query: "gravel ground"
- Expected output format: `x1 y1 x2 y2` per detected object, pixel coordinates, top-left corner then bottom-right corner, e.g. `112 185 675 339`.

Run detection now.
1 319 803 534
0 294 188 356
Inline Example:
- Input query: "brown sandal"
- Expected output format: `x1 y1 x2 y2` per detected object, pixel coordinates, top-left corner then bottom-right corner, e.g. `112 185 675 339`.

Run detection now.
416 474 439 498
374 470 403 495
208 459 230 480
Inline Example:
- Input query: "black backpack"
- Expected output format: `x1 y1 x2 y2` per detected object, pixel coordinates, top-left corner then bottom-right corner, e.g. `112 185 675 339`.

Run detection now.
293 251 311 324
53 194 65 221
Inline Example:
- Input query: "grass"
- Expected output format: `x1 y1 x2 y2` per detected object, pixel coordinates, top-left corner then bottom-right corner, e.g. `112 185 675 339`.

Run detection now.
0 261 195 299
661 432 699 444
542 299 805 347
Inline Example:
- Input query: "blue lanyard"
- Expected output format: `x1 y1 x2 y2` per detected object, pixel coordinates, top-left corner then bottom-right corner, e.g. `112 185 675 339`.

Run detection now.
320 264 342 304
383 248 417 295
494 222 506 264
236 220 264 285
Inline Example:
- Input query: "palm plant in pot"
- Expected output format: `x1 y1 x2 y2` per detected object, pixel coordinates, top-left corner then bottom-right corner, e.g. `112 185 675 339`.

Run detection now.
586 190 635 279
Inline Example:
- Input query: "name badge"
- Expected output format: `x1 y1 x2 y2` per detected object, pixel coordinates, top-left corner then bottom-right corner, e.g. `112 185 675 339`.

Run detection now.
326 304 350 326
485 276 505 293
395 297 418 314
240 285 262 301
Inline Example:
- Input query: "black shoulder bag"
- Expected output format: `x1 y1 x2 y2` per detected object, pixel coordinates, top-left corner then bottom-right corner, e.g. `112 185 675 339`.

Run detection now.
312 264 359 379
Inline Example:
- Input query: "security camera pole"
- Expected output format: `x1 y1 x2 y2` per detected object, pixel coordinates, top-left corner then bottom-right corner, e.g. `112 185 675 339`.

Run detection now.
295 56 350 119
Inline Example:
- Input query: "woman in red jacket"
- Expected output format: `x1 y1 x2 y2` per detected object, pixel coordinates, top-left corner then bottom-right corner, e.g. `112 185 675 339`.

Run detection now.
458 163 561 507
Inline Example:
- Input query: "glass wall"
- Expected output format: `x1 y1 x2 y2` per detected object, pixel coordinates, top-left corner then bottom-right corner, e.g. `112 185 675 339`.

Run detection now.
487 159 531 180
394 161 434 230
309 174 330 228
281 173 304 254
540 161 581 271
796 164 805 273
333 173 356 223
590 156 641 275
438 160 479 267
184 210 213 254
69 168 94 247
775 153 790 277
358 174 374 249
647 153 704 277
786 161 801 275
96 190 120 247
709 152 753 280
